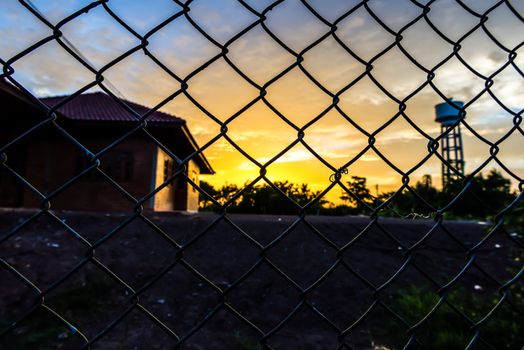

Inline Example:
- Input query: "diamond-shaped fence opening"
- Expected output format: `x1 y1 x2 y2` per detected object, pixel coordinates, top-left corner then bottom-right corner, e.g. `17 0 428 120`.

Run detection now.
0 0 523 349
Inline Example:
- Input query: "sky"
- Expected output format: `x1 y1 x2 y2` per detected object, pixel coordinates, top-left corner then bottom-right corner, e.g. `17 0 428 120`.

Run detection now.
1 0 523 203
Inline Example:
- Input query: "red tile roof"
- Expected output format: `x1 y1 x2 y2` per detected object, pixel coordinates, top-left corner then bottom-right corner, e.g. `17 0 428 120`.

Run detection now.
41 92 184 125
0 81 214 174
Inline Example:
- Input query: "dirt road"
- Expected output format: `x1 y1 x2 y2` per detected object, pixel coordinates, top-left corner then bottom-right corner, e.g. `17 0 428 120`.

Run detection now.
0 210 521 349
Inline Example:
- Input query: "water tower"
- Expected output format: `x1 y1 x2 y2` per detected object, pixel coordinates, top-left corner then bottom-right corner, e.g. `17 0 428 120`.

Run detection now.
435 100 465 188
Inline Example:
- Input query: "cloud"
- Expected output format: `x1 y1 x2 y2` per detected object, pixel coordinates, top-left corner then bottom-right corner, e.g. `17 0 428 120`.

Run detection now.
2 0 522 194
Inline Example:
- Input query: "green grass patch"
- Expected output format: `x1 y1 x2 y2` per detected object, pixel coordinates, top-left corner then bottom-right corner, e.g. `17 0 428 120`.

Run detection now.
1 279 113 350
374 283 524 350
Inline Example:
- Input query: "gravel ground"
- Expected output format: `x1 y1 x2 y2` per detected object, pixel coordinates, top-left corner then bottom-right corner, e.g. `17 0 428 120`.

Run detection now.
0 209 521 350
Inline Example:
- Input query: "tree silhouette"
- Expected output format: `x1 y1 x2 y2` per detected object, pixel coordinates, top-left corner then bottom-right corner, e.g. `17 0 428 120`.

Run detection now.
442 169 514 217
340 176 373 208
199 180 217 208
199 181 326 214
199 169 518 219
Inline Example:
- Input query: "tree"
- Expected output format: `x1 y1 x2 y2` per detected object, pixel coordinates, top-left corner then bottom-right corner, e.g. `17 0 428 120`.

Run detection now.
340 176 373 208
480 169 513 211
412 174 439 213
441 169 514 217
198 181 239 210
198 180 218 209
200 170 516 219
217 183 240 205
232 181 327 215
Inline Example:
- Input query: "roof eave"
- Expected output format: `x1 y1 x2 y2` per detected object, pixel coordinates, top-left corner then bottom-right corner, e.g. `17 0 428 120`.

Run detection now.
180 124 215 175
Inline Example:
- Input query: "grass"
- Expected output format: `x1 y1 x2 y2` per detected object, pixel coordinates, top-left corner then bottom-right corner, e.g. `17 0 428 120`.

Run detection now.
1 279 113 350
373 281 524 350
235 331 260 350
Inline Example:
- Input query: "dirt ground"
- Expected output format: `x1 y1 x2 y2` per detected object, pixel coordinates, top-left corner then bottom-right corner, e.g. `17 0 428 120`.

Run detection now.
0 209 522 350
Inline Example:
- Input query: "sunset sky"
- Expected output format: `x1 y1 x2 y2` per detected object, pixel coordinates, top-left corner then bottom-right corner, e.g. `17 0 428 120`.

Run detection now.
1 0 523 203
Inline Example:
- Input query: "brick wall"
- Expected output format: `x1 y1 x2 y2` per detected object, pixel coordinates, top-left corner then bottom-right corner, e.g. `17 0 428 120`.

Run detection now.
18 125 156 211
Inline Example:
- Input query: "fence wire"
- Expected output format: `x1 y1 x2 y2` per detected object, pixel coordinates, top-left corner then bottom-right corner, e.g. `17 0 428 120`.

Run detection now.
0 0 523 349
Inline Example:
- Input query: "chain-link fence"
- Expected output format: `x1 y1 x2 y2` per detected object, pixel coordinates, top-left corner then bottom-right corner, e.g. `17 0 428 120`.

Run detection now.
1 0 523 349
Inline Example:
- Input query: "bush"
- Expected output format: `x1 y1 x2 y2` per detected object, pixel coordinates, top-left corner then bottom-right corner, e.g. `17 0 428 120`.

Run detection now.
374 282 524 349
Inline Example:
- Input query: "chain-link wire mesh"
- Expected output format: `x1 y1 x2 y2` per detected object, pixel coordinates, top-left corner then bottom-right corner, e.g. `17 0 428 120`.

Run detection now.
1 0 523 349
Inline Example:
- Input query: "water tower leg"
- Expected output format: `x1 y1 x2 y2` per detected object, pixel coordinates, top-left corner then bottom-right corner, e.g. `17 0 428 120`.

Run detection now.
441 124 465 188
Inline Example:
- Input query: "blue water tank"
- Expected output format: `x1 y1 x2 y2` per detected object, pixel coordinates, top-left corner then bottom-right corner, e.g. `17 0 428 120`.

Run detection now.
435 100 464 126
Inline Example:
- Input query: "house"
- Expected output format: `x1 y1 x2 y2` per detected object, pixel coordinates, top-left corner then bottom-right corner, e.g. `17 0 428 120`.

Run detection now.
0 80 213 212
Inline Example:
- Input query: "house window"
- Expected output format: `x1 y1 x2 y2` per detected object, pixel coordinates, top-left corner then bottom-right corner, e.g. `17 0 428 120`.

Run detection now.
163 158 176 184
112 153 133 181
76 152 133 182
